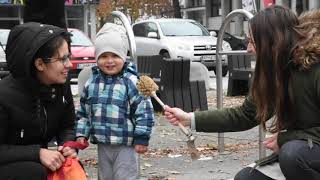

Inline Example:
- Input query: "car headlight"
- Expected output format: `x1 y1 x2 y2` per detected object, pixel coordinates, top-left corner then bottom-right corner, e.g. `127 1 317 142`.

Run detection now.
222 41 232 50
177 44 191 51
172 43 191 51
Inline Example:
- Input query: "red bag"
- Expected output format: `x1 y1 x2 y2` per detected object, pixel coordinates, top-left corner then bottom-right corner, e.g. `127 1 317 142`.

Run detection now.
47 141 89 180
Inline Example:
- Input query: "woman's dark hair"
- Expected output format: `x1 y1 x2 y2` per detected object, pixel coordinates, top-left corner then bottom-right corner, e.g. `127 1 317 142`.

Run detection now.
249 5 300 132
34 31 71 61
31 32 71 76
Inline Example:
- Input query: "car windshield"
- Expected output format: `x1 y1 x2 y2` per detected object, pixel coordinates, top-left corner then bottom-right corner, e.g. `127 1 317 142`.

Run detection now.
69 30 93 47
0 30 10 46
159 21 210 36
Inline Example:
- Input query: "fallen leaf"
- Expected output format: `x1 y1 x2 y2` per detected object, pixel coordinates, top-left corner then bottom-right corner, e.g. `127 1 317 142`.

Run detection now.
168 154 182 158
144 163 153 167
198 156 213 161
168 170 180 174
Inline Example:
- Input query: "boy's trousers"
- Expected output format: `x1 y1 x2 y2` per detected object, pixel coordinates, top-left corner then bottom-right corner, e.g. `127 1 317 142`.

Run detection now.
98 144 139 180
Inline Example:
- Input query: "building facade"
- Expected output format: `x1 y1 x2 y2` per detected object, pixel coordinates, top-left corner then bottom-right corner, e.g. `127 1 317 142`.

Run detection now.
0 2 97 39
181 0 319 35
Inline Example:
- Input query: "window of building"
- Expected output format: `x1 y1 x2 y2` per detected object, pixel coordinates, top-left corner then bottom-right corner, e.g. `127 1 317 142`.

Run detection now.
190 0 202 7
296 0 309 15
210 0 221 17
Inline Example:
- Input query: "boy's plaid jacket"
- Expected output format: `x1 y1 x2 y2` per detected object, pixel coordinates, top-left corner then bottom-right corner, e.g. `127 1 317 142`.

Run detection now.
76 62 154 146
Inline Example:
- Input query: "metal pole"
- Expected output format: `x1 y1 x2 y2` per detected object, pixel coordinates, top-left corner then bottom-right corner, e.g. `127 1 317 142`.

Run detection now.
259 125 267 158
111 11 137 65
252 0 258 13
89 4 96 40
83 5 88 35
215 9 254 153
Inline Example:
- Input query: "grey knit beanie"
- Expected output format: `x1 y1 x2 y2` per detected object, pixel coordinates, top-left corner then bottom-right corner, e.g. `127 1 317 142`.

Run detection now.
94 23 129 61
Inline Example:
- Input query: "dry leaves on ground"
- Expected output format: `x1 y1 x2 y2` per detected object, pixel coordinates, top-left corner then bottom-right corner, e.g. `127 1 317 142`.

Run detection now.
206 93 245 108
82 158 98 166
142 142 258 159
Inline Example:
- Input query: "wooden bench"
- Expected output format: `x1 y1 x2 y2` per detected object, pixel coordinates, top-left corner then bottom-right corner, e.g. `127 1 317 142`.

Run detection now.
137 55 162 85
160 58 208 112
137 56 208 112
227 54 254 96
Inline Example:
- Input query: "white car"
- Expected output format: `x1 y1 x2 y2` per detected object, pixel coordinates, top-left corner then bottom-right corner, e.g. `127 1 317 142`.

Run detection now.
0 29 10 78
132 18 231 76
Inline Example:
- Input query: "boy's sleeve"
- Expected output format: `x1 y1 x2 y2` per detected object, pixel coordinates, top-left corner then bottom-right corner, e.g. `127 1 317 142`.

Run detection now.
128 78 155 146
75 83 92 139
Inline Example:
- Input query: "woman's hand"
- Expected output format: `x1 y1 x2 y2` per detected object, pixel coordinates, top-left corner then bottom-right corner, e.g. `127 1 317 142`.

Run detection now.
57 146 77 158
40 148 65 171
134 144 148 154
164 105 192 127
263 133 280 153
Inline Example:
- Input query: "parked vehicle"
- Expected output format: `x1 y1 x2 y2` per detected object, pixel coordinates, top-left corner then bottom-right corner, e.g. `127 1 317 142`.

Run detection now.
0 29 10 79
68 28 96 79
0 28 96 80
132 18 232 76
209 29 248 50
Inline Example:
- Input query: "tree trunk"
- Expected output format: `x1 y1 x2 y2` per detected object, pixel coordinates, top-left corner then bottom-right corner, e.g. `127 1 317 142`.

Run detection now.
172 0 182 18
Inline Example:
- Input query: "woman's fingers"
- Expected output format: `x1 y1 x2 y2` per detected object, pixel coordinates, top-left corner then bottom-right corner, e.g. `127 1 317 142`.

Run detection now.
263 133 279 153
47 152 64 171
54 151 65 168
39 148 65 171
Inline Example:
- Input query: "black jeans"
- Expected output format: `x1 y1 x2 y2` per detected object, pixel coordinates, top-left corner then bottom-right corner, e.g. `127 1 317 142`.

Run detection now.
0 161 47 180
235 140 320 180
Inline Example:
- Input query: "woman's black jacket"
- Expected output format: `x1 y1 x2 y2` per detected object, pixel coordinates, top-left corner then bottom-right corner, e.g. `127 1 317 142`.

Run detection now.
0 22 76 165
0 76 76 165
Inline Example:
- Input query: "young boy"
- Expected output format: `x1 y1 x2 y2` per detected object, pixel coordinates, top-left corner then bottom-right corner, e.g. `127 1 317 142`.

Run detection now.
76 23 155 180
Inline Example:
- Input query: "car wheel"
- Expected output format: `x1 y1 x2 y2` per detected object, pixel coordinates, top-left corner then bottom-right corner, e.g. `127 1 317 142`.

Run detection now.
160 52 170 58
213 66 228 77
207 66 214 71
222 66 228 77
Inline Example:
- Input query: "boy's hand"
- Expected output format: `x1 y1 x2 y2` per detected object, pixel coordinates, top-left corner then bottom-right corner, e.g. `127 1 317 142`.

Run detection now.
134 144 148 154
76 137 87 145
57 146 77 158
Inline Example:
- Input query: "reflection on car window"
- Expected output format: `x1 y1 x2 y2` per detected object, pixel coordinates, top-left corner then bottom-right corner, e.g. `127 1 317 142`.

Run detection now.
133 22 158 38
145 22 158 35
159 21 209 36
70 30 93 46
133 23 145 37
